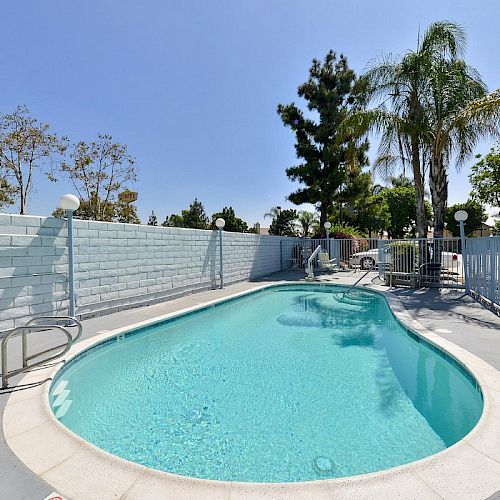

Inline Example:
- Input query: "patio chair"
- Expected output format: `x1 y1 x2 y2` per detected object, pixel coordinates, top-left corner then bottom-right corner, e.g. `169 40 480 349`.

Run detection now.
318 252 339 272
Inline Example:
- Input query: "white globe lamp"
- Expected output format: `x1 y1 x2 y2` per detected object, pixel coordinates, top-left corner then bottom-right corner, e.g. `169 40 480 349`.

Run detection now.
58 194 80 211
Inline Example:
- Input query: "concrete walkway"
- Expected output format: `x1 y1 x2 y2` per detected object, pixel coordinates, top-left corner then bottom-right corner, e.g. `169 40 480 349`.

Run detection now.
0 270 499 499
391 287 500 370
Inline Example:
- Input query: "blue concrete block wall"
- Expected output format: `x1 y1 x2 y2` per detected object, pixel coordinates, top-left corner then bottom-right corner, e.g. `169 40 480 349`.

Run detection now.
0 214 292 330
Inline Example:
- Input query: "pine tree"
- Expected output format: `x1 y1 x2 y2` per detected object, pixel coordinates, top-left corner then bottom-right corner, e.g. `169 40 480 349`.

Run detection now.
181 198 209 229
277 51 369 227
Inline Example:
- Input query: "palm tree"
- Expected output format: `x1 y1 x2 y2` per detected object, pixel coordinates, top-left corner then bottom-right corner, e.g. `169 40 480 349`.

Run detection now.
353 51 430 237
297 210 319 237
388 175 413 188
423 50 500 236
264 206 282 220
354 21 499 239
264 206 285 236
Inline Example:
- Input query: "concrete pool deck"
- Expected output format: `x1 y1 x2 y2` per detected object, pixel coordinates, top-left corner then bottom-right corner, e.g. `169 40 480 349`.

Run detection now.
1 270 499 499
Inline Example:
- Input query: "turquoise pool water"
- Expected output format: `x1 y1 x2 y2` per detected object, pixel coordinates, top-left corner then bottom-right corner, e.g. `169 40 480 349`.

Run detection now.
50 285 482 482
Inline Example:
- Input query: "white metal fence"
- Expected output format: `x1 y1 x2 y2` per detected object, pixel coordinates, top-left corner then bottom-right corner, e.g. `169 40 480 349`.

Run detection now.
467 237 500 310
379 238 465 288
281 237 466 288
281 238 380 271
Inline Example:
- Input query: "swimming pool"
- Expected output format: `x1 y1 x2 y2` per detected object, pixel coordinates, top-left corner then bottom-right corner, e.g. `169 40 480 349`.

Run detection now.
49 284 483 483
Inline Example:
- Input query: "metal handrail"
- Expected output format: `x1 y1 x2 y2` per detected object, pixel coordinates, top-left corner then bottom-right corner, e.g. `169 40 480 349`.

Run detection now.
26 316 83 343
338 265 375 299
1 324 73 389
306 245 322 279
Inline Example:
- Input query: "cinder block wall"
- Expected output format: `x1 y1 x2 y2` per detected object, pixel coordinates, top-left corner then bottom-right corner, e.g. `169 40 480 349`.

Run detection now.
0 214 291 330
0 215 69 331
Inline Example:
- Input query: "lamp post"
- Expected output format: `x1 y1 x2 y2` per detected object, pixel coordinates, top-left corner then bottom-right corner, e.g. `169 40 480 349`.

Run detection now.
454 210 469 294
215 218 225 289
324 221 331 257
58 194 80 317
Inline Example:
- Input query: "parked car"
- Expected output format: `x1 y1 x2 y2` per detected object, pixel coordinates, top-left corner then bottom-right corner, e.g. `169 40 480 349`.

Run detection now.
349 248 382 270
349 245 463 271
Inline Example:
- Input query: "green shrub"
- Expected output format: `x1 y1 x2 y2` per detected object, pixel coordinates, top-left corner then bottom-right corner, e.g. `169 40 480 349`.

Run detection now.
388 241 417 273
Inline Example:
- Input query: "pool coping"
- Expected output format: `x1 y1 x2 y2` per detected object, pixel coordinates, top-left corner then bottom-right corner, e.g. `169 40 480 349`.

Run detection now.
3 282 500 499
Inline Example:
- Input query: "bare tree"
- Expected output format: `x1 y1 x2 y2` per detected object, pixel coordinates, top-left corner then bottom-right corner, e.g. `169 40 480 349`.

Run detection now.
0 106 66 214
57 133 137 221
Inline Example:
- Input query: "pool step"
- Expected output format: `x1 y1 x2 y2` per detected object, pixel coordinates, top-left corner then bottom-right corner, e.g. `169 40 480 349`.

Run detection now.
332 296 366 308
52 380 68 396
51 379 72 419
340 296 366 305
53 389 70 407
332 301 364 312
54 399 72 419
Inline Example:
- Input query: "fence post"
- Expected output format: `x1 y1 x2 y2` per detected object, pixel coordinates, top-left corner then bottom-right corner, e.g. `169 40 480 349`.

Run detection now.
377 239 384 280
488 238 494 302
280 239 283 270
460 227 470 294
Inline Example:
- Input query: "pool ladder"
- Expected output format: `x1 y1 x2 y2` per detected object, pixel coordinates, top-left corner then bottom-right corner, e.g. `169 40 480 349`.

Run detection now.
1 316 82 389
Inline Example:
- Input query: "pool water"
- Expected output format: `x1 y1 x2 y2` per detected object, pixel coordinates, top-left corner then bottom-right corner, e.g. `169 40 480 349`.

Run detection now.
50 285 482 482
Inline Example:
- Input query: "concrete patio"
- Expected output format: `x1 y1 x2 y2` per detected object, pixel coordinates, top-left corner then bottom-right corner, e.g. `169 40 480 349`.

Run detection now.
1 269 499 499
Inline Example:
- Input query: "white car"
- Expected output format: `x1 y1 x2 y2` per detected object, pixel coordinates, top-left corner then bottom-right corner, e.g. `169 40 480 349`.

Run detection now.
349 248 384 270
349 246 463 272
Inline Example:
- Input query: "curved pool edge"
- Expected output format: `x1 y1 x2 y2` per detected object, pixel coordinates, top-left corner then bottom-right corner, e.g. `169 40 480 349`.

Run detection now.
4 281 500 499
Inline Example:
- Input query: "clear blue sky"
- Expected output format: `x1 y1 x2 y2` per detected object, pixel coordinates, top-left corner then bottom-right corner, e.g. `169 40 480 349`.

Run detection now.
1 0 498 225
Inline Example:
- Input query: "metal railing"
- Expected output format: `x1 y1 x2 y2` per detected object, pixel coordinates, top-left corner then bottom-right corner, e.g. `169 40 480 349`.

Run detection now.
467 237 500 309
339 264 376 298
1 316 82 388
25 316 83 344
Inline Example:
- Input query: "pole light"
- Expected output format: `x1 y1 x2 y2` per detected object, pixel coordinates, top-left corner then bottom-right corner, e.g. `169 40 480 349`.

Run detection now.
324 221 331 257
58 194 80 317
215 218 225 289
454 210 469 293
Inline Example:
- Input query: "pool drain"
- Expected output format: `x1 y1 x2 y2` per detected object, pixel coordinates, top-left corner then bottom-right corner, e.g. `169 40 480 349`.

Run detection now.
313 456 334 475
